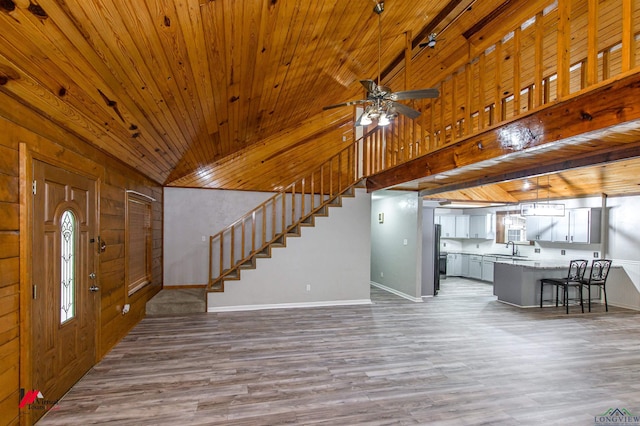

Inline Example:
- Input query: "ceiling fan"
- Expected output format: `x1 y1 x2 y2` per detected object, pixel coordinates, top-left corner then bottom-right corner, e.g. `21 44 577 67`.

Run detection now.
322 1 439 126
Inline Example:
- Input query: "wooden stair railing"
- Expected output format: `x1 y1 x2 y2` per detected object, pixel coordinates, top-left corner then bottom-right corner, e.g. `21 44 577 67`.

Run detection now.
208 142 363 292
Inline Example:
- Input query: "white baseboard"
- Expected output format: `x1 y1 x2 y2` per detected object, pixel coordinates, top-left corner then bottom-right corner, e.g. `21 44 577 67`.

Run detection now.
208 299 372 313
370 281 423 303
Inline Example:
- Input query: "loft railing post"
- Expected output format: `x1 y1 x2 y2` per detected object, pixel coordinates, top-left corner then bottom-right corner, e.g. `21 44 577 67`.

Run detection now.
622 0 635 72
557 0 571 100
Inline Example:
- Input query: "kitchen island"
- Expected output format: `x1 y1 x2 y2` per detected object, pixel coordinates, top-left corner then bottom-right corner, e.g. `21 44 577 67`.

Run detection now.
493 261 601 307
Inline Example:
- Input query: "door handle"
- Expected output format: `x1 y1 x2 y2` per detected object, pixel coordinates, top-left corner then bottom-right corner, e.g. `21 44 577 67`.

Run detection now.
90 285 100 292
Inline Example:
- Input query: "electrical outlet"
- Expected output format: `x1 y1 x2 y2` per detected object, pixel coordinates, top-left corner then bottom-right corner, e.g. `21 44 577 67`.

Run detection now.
593 252 599 258
403 239 408 246
534 248 540 253
476 244 480 249
201 236 206 242
561 249 566 255
380 272 384 278
306 284 311 292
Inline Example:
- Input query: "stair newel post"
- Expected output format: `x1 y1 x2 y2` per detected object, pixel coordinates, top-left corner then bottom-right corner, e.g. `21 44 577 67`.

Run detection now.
209 235 213 286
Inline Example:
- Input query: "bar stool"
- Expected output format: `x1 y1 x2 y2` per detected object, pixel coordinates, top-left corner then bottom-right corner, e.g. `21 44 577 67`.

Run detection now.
581 259 612 312
540 259 588 313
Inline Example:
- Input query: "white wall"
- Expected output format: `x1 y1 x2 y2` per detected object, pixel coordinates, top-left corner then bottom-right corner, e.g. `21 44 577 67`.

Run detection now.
370 191 423 301
207 188 372 311
164 188 274 286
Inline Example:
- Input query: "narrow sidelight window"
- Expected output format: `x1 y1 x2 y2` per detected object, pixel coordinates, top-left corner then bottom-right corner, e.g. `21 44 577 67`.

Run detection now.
126 194 153 295
60 210 76 324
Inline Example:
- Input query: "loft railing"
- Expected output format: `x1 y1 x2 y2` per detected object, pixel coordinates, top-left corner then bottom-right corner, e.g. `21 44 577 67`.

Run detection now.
209 142 362 288
360 0 640 171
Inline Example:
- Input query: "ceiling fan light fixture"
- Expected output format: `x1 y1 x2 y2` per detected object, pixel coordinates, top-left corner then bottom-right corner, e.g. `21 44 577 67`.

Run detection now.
378 114 390 126
360 113 373 126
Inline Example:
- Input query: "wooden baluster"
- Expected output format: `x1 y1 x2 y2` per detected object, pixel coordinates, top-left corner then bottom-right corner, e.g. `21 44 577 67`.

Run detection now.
271 199 276 240
301 177 306 217
209 236 213 284
281 192 286 232
230 227 235 267
219 233 224 275
513 27 521 117
586 0 599 86
430 95 436 149
291 183 296 225
329 158 334 197
338 154 342 192
557 0 571 100
311 172 315 210
534 12 544 107
465 63 472 136
241 217 246 260
320 164 325 201
494 41 503 124
451 72 457 143
479 54 487 129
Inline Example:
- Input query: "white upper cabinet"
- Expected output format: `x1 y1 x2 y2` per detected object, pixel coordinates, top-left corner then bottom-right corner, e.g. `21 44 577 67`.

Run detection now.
455 215 470 238
525 208 601 243
436 214 494 239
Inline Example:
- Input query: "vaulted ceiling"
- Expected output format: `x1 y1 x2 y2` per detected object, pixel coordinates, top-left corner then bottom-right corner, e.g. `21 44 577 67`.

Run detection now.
1 0 640 201
0 0 479 188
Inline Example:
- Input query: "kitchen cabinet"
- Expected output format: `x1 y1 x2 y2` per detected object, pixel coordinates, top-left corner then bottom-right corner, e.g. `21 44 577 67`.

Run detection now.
440 215 456 238
525 215 554 241
469 255 483 280
482 256 497 282
446 253 462 276
455 216 470 238
469 214 494 239
460 254 470 277
525 208 601 243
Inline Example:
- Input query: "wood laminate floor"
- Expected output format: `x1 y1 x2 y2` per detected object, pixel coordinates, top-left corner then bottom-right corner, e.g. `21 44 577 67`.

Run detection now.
38 278 640 425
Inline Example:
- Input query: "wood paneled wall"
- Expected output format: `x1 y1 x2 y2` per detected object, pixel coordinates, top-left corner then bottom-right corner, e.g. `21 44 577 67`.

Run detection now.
0 92 162 425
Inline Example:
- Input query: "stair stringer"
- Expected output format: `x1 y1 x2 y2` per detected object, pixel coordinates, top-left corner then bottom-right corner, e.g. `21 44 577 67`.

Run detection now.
207 188 371 311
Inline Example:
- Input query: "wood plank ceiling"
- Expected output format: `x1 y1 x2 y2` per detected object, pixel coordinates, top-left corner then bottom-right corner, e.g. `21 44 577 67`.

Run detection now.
0 0 482 189
2 0 639 199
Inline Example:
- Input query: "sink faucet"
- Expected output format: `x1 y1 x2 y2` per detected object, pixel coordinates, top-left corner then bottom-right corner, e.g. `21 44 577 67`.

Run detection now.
506 241 518 256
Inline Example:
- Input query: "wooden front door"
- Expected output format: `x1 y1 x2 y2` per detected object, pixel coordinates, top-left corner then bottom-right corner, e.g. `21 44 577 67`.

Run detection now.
30 160 97 421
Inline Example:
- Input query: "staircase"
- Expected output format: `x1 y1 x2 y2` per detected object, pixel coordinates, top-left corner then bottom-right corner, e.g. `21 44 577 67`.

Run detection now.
209 183 361 292
208 143 363 293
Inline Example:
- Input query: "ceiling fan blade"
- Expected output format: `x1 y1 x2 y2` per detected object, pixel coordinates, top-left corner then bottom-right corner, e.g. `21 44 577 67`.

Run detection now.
360 79 377 93
390 88 439 100
322 99 366 110
391 101 421 119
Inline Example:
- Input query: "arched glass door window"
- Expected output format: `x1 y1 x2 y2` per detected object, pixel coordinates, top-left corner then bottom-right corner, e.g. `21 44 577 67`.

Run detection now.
60 210 76 324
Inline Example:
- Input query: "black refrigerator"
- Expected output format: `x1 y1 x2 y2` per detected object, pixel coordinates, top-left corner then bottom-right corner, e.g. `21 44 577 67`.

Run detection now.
433 224 445 295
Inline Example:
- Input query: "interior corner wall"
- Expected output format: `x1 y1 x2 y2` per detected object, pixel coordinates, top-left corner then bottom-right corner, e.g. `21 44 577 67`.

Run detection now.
421 207 436 296
207 188 371 310
370 191 422 300
163 188 274 286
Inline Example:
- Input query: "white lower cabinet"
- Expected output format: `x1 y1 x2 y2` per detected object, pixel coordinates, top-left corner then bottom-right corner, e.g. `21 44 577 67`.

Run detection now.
482 256 497 282
469 255 483 280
